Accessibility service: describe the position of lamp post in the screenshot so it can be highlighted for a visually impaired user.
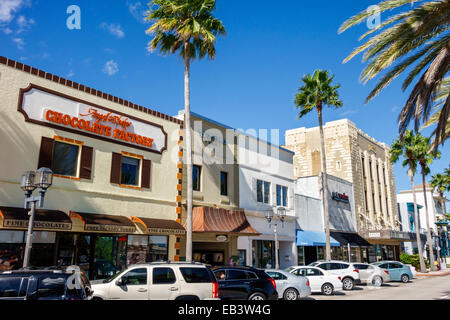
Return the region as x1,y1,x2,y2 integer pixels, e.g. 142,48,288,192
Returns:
265,207,286,270
435,219,449,270
20,167,53,268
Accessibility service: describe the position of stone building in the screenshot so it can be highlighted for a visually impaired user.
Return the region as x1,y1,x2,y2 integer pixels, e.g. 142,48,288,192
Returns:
285,119,416,262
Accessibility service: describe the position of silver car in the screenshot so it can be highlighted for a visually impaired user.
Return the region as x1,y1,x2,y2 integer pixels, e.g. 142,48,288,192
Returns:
265,269,311,300
353,263,390,286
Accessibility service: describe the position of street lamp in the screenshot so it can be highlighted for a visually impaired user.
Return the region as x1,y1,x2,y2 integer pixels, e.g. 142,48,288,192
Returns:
435,219,449,270
20,167,53,268
265,207,286,270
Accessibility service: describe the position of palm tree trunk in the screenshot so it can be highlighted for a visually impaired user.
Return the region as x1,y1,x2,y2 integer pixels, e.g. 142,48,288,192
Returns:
410,168,426,272
184,41,193,262
422,170,436,271
317,104,331,261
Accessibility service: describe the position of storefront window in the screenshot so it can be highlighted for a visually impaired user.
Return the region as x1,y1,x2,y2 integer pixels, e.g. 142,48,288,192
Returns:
53,141,80,177
252,240,275,268
351,247,358,262
297,246,305,266
121,156,140,186
27,231,56,268
94,236,119,280
317,246,325,261
127,235,148,265
331,247,343,261
147,236,168,262
237,250,246,266
0,231,24,271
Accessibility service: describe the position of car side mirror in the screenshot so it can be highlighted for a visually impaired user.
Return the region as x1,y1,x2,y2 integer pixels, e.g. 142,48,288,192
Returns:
115,278,124,286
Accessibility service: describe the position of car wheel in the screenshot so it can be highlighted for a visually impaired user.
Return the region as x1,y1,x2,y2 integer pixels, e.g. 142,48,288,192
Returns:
342,277,354,290
401,274,409,283
372,276,383,287
92,297,103,301
283,288,299,300
321,283,334,296
248,292,266,300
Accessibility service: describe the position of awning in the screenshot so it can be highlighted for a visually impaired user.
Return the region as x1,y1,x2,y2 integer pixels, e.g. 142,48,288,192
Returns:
296,230,340,247
131,216,186,235
70,211,136,233
330,231,371,247
0,206,72,231
192,207,260,235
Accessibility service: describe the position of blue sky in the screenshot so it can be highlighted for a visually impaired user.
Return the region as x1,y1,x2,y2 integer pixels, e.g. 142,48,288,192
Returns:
0,0,448,199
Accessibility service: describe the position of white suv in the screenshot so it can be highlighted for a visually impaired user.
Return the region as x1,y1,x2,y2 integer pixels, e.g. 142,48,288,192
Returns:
308,260,361,290
91,262,219,300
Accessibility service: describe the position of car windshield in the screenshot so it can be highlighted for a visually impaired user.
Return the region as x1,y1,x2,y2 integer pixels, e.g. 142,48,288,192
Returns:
308,262,319,266
284,267,295,272
102,270,122,283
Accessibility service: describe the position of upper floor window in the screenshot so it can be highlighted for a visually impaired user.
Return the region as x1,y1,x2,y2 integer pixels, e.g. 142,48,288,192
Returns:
193,165,201,191
276,185,288,207
38,136,93,180
220,171,228,196
110,152,151,189
257,180,270,204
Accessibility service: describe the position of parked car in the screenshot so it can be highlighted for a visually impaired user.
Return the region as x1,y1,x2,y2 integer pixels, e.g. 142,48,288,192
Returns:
371,261,413,283
265,269,311,300
408,265,417,278
0,267,92,300
91,262,218,300
212,266,278,300
286,266,343,296
308,260,361,290
353,263,390,286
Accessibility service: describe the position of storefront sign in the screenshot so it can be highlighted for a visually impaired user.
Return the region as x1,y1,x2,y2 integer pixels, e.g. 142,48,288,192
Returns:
216,235,228,242
84,224,136,233
3,219,72,231
18,84,168,154
148,227,186,235
368,232,381,238
332,192,350,203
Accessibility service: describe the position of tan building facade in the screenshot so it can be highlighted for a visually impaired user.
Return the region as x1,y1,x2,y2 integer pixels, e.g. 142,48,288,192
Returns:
0,56,185,277
285,119,409,261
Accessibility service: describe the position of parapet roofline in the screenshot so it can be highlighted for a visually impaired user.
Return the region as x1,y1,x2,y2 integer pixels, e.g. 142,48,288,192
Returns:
176,110,295,155
0,56,183,126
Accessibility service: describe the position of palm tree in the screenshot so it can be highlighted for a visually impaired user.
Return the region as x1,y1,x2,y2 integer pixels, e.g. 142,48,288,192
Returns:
416,133,441,270
390,130,427,272
294,70,343,260
146,0,226,262
431,171,450,218
339,1,450,149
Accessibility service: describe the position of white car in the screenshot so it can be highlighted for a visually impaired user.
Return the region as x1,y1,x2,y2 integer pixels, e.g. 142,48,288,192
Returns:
91,262,219,300
308,260,361,290
265,269,312,300
408,265,417,278
286,266,343,296
353,263,390,286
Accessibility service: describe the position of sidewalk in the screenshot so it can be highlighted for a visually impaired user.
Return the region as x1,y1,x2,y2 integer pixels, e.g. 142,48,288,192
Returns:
416,270,450,277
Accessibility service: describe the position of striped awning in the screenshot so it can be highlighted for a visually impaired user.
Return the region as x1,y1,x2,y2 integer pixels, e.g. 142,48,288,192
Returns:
192,207,260,235
69,211,136,233
0,206,72,231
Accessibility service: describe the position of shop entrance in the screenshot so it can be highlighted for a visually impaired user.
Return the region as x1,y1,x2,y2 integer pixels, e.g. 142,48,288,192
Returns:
304,246,318,265
193,241,228,266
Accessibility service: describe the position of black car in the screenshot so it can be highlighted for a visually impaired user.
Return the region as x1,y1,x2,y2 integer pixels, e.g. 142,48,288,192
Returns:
0,268,93,300
212,266,278,300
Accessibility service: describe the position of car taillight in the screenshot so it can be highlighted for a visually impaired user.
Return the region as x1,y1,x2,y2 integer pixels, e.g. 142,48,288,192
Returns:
338,276,341,281
269,278,276,291
384,270,389,275
353,269,359,273
212,282,218,299
306,280,310,286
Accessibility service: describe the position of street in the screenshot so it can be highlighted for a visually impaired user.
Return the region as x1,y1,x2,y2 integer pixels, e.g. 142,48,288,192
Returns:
307,275,450,300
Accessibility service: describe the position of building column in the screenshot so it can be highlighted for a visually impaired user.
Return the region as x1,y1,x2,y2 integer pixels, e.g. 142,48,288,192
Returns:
371,155,382,229
384,160,395,228
363,151,375,226
377,158,388,228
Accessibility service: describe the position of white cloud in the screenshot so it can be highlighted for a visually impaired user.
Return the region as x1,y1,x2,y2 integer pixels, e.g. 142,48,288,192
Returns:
103,60,119,76
126,1,148,23
16,14,34,33
100,22,125,39
12,37,25,49
2,27,13,34
0,0,25,23
67,70,75,78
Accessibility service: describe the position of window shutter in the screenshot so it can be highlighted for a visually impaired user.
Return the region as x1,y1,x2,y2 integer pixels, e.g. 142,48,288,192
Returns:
110,153,122,184
141,159,151,189
38,137,54,169
79,146,93,180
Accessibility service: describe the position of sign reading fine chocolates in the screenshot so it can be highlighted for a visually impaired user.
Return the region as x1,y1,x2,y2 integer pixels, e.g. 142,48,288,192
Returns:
18,84,168,154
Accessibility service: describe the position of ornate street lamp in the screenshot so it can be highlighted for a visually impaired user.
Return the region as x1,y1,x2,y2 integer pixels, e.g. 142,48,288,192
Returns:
265,207,287,270
20,167,53,268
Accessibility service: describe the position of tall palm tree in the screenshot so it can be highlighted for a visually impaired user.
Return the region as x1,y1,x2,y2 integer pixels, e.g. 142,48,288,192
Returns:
390,130,427,272
294,70,343,260
431,171,450,218
416,133,441,270
146,0,226,262
339,1,450,149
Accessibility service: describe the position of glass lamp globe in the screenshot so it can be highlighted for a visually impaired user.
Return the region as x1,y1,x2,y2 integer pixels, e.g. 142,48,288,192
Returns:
265,209,274,223
35,167,53,190
20,171,36,192
277,207,287,221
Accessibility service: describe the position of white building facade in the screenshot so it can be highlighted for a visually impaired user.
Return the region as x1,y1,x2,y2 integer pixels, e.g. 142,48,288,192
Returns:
237,134,297,269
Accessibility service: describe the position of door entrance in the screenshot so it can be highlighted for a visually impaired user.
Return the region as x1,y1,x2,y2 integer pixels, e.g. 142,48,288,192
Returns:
304,246,318,265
